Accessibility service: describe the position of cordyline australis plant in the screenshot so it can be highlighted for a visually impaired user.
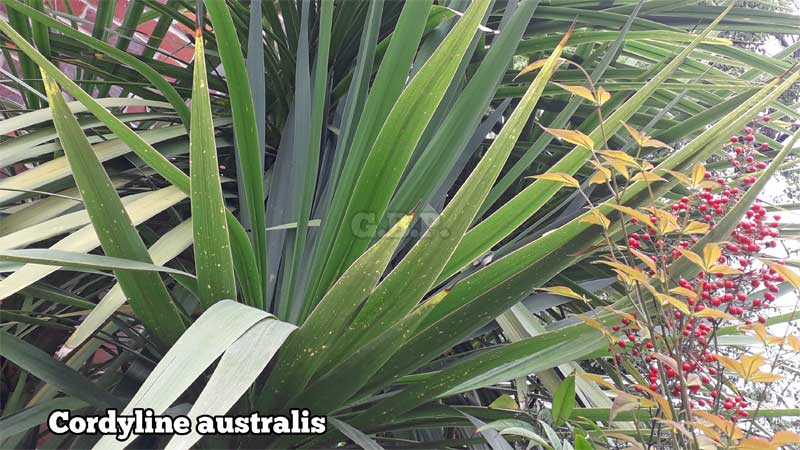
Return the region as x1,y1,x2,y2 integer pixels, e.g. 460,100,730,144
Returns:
2,0,800,449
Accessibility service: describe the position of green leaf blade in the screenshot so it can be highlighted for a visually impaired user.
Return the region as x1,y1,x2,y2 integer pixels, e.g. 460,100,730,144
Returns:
190,30,237,309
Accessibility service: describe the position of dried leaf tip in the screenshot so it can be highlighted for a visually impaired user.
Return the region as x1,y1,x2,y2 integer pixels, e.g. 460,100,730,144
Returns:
559,20,576,47
195,27,203,39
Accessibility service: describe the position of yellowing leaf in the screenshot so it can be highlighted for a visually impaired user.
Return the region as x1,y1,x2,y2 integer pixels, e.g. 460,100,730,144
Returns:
669,287,698,298
716,353,783,383
693,410,744,440
607,204,652,226
737,437,772,450
574,314,614,342
692,162,707,187
632,171,665,183
650,208,680,234
580,209,611,230
605,158,630,179
630,248,657,273
515,57,566,79
597,149,637,165
589,170,609,185
651,289,690,314
623,123,645,147
595,86,611,105
578,372,621,393
553,82,610,106
690,422,723,443
528,172,580,188
694,308,734,320
539,286,589,302
622,123,669,148
771,430,800,447
642,137,670,148
786,335,800,352
667,170,693,187
708,264,742,275
597,260,650,285
589,160,611,185
684,221,710,235
543,126,594,149
703,243,722,270
553,83,596,103
750,371,783,383
644,390,673,420
741,323,784,345
677,249,705,270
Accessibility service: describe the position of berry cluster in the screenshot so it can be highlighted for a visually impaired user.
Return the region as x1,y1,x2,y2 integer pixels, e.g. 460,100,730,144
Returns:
605,117,785,421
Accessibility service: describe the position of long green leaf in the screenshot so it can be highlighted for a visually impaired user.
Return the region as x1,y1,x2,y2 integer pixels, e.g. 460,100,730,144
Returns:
0,18,263,309
337,27,573,357
363,70,798,411
320,0,488,287
439,2,736,280
0,330,121,409
305,0,433,309
205,0,268,292
59,219,194,359
0,249,194,278
190,29,237,308
41,71,186,346
4,0,191,128
257,212,414,412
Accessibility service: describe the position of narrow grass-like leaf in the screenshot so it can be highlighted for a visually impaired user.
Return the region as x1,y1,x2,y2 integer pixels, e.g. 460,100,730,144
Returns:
365,70,798,405
5,0,190,128
0,19,262,308
258,213,414,412
329,418,387,450
0,397,87,440
40,72,186,346
281,0,333,322
338,27,570,354
58,219,194,358
0,249,194,278
305,0,433,308
0,98,170,137
190,29,237,309
440,3,736,280
205,1,268,290
0,187,186,300
0,330,121,409
388,0,541,216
